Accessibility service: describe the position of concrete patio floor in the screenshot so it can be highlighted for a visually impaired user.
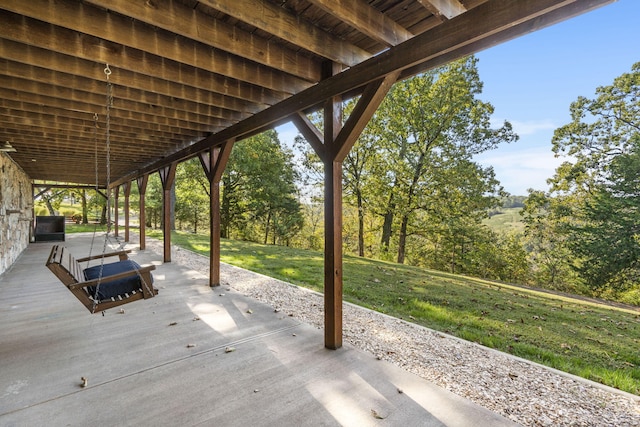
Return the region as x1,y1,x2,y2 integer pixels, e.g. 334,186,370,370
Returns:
0,234,517,426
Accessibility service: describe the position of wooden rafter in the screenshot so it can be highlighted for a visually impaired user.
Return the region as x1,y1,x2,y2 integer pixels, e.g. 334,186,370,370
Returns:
198,0,372,66
306,0,413,46
1,0,309,94
84,0,321,83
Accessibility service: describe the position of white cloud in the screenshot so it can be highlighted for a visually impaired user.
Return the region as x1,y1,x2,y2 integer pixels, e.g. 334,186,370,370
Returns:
476,146,567,195
510,119,558,136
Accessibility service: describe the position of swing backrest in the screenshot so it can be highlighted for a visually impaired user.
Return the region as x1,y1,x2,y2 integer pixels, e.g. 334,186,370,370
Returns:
46,245,84,287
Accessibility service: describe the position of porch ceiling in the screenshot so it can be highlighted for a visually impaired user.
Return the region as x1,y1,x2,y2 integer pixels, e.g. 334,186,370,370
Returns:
0,0,613,187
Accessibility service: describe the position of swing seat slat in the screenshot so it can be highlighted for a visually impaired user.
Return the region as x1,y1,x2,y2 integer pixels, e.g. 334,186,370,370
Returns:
46,245,157,313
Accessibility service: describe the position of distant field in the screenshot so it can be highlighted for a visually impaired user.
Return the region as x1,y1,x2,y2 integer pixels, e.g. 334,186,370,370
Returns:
484,207,525,233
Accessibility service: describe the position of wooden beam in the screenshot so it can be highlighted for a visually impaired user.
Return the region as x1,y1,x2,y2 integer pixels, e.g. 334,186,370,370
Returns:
322,61,343,350
136,175,149,250
159,163,177,263
307,0,413,46
291,112,325,160
0,70,249,122
0,95,212,138
333,71,400,163
1,0,309,94
123,181,131,242
199,0,371,66
84,0,321,83
0,36,288,108
0,38,272,113
199,140,234,287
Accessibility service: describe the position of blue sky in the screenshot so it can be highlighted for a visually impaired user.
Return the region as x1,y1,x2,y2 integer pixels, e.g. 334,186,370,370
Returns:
473,0,640,195
277,0,640,196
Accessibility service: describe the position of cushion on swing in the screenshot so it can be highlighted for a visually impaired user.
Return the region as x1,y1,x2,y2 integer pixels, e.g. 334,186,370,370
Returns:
83,260,152,300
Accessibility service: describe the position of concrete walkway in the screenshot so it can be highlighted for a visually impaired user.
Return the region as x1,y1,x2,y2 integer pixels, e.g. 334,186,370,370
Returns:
0,234,517,426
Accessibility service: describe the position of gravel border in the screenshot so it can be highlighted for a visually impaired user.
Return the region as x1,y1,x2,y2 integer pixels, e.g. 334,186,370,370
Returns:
134,237,639,427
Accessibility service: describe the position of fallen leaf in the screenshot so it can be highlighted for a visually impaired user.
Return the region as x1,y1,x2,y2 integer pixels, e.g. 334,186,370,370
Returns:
371,409,386,419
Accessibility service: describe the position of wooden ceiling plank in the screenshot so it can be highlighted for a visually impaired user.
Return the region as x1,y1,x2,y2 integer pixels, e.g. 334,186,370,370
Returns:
0,98,210,138
198,0,371,66
0,124,187,148
0,118,198,147
0,37,287,108
0,2,308,94
306,0,413,46
0,76,232,131
84,0,321,82
0,59,249,122
0,18,286,105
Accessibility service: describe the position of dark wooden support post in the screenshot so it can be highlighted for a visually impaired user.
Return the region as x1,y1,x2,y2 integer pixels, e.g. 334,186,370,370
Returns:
113,186,120,237
137,175,148,250
323,61,344,350
123,181,131,242
292,70,399,349
198,140,234,287
159,163,177,263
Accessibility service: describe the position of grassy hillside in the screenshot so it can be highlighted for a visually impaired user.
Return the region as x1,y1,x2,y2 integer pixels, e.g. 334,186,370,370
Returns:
140,229,639,395
484,207,525,233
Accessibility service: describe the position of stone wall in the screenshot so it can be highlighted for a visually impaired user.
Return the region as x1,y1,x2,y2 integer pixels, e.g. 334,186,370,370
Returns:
0,153,32,276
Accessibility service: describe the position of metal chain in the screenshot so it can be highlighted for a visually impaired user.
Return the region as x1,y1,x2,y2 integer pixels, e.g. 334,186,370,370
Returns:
90,65,154,312
92,65,113,313
86,113,100,269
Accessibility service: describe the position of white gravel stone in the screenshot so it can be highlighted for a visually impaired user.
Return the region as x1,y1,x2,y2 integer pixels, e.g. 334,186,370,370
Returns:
135,236,640,427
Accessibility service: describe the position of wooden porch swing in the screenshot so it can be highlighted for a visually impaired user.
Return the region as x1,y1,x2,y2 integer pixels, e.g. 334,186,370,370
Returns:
46,245,157,313
44,65,158,314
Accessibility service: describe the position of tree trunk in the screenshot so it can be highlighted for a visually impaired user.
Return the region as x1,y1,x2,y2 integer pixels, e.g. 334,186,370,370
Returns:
193,208,198,234
45,198,55,215
397,214,408,264
450,238,456,274
380,193,395,252
356,190,365,257
100,203,107,225
81,189,88,224
263,210,271,245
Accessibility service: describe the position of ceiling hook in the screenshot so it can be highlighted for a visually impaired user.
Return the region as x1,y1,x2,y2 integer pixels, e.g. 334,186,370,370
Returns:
104,64,112,79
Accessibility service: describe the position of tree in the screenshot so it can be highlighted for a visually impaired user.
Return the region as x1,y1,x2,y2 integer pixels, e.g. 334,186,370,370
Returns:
222,130,303,244
364,56,516,263
521,190,580,291
175,158,210,233
145,174,163,229
546,62,640,295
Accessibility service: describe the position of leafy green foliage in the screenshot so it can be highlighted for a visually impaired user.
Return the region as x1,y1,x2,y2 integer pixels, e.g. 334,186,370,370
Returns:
363,57,516,264
543,62,640,297
221,130,303,245
175,158,210,233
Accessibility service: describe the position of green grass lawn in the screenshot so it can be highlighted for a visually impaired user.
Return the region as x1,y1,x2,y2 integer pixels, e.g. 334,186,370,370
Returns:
135,229,639,395
483,207,525,233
